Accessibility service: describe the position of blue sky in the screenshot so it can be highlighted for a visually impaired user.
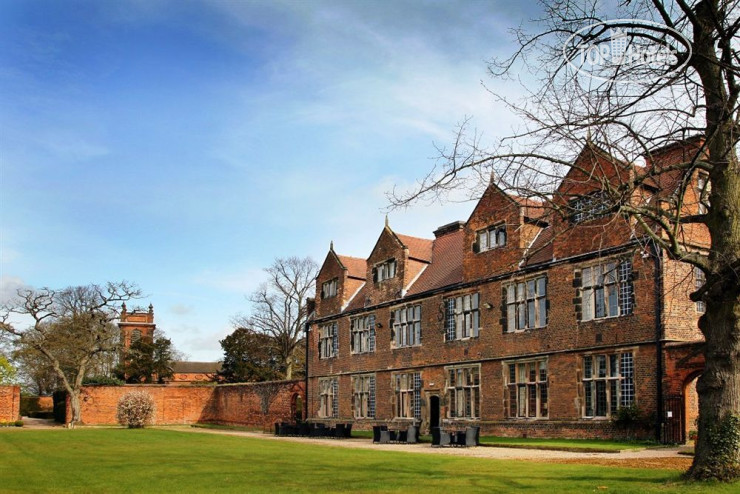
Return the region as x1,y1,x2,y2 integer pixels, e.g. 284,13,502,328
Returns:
1,0,534,361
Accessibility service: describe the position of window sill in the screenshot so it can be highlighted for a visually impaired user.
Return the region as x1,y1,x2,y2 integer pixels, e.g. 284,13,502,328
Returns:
579,314,633,324
504,326,547,334
391,344,422,351
350,351,375,356
506,416,549,421
445,336,480,343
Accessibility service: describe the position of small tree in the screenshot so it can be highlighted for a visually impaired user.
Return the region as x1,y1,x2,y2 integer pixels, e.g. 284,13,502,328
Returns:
235,257,317,380
218,327,281,383
116,390,156,429
115,331,178,384
0,355,17,385
0,281,141,427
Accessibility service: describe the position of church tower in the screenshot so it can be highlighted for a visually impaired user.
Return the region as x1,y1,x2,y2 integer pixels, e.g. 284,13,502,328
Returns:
119,303,156,349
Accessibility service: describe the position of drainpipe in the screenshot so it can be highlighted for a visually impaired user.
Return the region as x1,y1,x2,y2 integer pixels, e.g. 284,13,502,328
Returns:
652,241,665,442
304,321,310,422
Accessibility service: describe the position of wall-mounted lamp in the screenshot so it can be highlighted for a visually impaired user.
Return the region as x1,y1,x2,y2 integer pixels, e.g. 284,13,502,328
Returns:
376,322,383,328
483,302,494,310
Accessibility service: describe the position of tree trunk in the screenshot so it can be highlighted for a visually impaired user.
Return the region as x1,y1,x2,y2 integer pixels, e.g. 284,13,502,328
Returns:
67,390,81,429
689,296,740,480
285,360,293,380
688,132,740,480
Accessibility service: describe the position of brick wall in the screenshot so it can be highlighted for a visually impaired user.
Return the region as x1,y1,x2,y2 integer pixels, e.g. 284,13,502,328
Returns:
0,386,21,422
70,380,304,428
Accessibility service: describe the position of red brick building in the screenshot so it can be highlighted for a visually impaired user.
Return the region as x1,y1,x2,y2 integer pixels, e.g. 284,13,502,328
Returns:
306,141,707,442
119,306,222,384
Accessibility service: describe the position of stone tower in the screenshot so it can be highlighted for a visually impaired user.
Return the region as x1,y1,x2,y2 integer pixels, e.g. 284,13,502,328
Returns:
119,303,156,349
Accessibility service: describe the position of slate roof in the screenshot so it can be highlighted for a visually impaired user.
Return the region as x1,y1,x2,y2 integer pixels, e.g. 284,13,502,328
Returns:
406,228,464,295
172,361,222,374
522,226,554,267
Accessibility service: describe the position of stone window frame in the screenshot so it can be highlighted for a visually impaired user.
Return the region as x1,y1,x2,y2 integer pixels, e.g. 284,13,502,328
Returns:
569,191,612,224
502,276,548,333
318,322,338,359
373,258,397,283
350,314,376,354
318,377,338,418
393,371,422,420
473,223,507,253
445,364,481,420
575,258,634,322
581,351,635,419
321,278,338,299
444,292,480,341
352,374,376,420
505,358,549,419
390,304,422,348
694,267,706,313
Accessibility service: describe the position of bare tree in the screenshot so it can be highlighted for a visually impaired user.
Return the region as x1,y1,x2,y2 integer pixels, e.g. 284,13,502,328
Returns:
390,0,739,481
236,257,317,380
0,282,141,427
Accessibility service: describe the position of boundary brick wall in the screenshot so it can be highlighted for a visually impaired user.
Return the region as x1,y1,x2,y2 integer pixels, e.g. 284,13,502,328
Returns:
0,386,21,422
70,381,304,428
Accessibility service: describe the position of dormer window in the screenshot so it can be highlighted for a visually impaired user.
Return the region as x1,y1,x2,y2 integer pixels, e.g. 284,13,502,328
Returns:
321,278,338,299
373,259,396,282
475,224,506,252
570,191,611,223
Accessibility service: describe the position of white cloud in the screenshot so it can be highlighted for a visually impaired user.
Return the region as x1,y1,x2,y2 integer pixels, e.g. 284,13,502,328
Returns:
0,276,29,305
168,304,193,316
192,265,267,295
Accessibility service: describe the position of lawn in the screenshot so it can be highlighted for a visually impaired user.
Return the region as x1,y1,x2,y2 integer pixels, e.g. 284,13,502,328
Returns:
477,435,653,452
0,428,733,493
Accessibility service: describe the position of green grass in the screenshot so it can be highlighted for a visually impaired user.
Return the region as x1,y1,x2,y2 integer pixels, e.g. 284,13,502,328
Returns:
354,430,649,451
0,428,733,493
478,435,654,452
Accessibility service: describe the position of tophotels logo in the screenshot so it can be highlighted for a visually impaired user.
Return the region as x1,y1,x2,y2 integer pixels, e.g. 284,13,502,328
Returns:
563,19,691,83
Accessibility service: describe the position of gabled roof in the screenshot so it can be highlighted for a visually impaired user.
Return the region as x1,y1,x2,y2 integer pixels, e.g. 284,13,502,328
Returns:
336,254,367,280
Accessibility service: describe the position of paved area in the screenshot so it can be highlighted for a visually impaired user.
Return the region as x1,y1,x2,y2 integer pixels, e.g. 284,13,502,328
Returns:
19,417,63,429
170,427,692,470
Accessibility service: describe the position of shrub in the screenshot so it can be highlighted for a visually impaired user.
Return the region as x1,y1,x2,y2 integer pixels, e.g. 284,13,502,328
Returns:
0,420,23,427
116,391,156,429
